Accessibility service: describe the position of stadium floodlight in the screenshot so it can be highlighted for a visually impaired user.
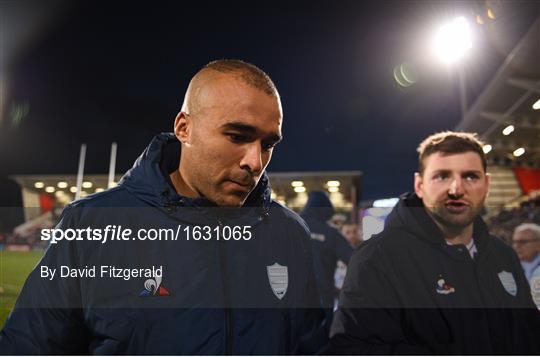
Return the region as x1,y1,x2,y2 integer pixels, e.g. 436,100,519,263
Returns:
45,186,55,193
57,181,68,188
70,186,78,193
482,144,492,154
34,181,44,189
82,181,93,189
502,125,514,136
432,17,472,64
293,186,306,193
513,148,525,157
533,98,540,110
291,181,304,187
327,180,340,187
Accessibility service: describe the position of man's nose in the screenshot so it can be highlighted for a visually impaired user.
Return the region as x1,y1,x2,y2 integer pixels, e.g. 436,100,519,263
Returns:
240,143,263,174
448,177,464,197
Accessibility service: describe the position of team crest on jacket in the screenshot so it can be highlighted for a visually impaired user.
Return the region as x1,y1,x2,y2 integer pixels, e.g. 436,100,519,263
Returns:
267,263,288,300
498,271,517,296
138,275,170,297
531,276,540,307
436,275,455,295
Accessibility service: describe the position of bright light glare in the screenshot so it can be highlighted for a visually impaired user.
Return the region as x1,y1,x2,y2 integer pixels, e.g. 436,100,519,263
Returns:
45,186,55,193
513,148,525,157
373,198,399,208
57,181,68,188
34,182,44,189
502,125,514,136
291,181,304,187
532,99,540,110
327,180,340,187
82,181,93,188
482,144,492,154
294,186,306,193
433,17,472,64
70,186,78,193
328,187,339,193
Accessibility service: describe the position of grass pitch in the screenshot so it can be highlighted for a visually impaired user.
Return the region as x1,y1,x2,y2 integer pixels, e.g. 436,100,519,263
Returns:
0,250,44,329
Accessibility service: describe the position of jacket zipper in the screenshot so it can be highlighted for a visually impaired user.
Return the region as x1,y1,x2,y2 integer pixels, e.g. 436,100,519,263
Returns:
217,219,234,355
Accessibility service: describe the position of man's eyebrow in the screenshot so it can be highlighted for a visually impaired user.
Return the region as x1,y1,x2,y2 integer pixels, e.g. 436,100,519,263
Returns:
431,169,451,174
221,122,257,134
220,122,283,142
462,170,483,175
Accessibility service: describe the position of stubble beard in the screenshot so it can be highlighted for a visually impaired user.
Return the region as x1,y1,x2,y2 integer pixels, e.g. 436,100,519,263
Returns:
426,202,480,231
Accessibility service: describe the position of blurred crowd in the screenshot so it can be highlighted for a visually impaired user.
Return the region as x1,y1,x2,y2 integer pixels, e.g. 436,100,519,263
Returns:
488,194,540,244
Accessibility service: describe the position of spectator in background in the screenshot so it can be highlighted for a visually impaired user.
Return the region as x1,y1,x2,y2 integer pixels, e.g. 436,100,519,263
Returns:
487,193,540,244
329,213,347,230
341,223,363,248
301,191,353,324
334,223,362,307
513,223,540,308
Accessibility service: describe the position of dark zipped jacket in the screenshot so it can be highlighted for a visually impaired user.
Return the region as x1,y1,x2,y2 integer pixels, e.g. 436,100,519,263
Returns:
0,133,324,355
330,193,540,355
300,191,352,309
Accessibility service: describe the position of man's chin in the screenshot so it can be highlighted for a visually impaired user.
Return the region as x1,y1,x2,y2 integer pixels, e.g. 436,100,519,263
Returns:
437,212,476,229
213,193,248,207
428,207,476,230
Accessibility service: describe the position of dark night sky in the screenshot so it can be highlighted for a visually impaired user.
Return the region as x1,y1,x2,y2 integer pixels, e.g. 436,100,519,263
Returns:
1,0,539,200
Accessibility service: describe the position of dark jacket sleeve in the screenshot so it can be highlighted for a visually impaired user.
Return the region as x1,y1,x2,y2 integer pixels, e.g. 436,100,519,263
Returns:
329,242,434,355
0,209,89,355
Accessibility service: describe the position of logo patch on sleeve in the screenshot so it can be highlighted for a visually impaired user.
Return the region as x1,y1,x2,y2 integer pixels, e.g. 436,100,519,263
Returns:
498,271,517,297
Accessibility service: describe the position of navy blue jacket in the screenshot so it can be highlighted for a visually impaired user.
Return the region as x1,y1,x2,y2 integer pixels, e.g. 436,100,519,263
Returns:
330,193,540,354
300,192,352,309
0,133,324,355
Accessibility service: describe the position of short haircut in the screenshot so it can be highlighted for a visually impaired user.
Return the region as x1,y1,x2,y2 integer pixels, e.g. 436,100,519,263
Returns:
514,223,540,238
417,131,487,174
202,59,278,97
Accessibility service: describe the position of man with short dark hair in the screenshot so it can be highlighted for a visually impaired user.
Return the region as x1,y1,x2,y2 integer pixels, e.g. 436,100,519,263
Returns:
0,59,324,354
330,131,540,354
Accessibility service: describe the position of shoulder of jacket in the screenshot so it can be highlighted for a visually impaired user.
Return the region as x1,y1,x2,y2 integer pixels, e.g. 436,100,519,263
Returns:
484,234,520,262
270,201,310,234
350,227,417,267
66,185,130,209
59,186,131,224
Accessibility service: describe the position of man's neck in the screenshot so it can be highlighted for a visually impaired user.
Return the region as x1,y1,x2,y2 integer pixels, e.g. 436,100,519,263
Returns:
169,168,198,198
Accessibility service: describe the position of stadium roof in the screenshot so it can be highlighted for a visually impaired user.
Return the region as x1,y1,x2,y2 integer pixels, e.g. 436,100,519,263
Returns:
455,15,540,167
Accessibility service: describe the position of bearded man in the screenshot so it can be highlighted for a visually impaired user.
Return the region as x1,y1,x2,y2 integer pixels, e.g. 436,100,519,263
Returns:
330,131,540,354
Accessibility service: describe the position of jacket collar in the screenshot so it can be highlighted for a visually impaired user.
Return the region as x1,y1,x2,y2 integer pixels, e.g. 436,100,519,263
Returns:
119,133,272,225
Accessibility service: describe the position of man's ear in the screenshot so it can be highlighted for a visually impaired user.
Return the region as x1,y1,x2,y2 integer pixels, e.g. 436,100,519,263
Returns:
174,112,191,145
414,172,423,198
